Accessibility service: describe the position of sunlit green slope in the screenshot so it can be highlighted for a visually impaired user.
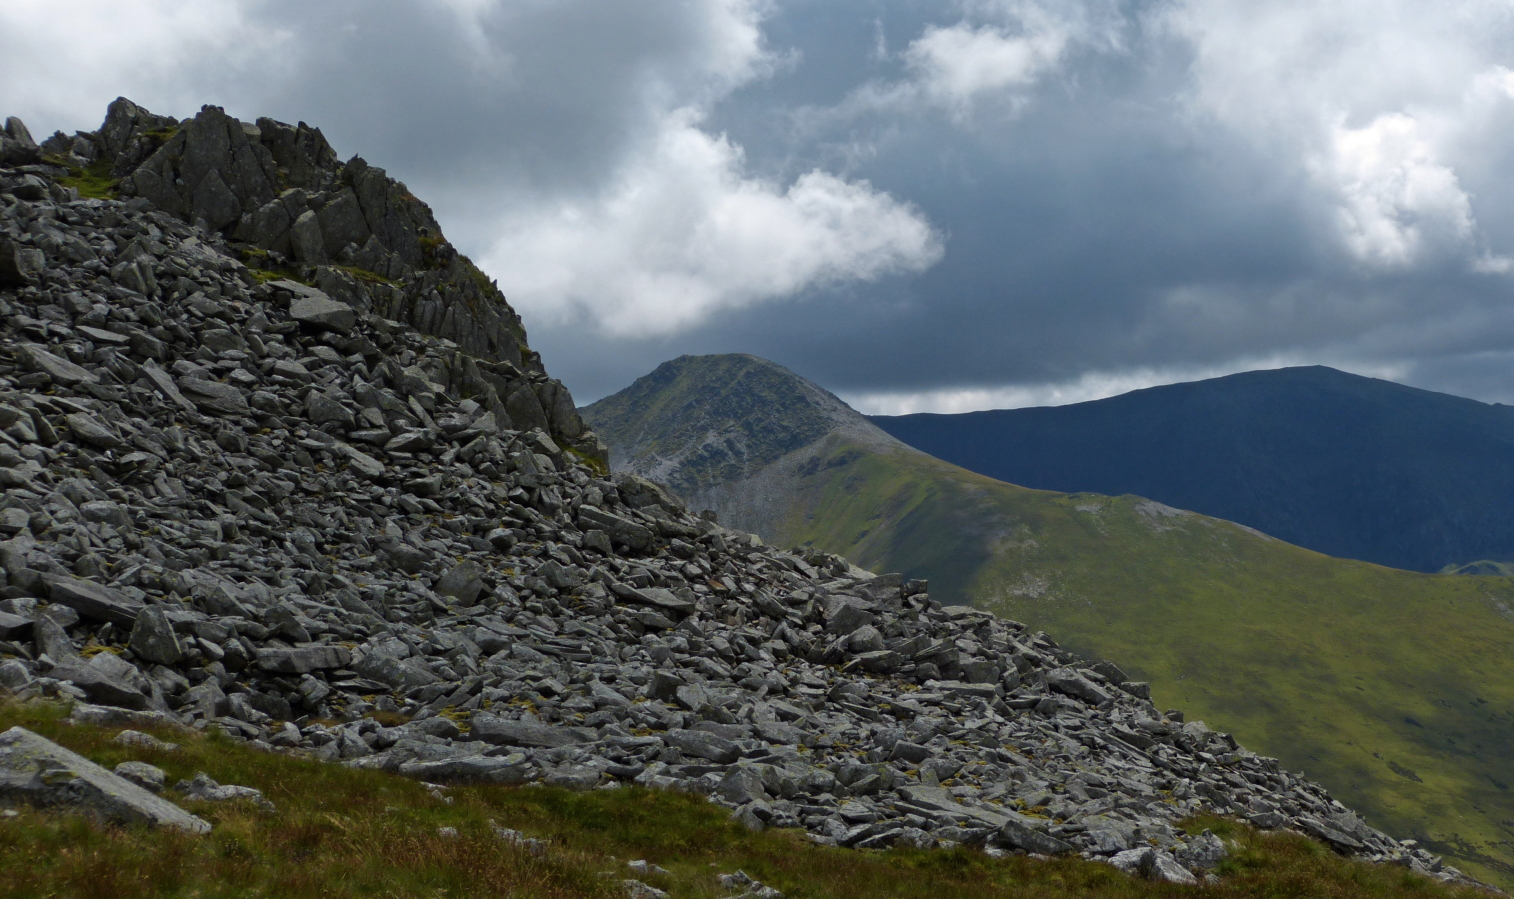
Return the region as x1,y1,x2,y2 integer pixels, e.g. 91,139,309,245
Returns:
781,435,1514,887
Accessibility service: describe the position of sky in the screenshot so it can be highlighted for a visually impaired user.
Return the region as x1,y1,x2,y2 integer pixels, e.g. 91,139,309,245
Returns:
6,0,1514,414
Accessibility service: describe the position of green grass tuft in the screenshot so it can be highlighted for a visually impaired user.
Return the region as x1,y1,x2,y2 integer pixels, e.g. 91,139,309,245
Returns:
57,159,119,200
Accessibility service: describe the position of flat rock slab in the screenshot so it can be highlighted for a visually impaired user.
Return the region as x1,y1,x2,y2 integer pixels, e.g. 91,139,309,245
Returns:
397,754,531,783
579,507,656,552
613,584,696,615
45,574,143,625
70,703,182,730
0,610,31,640
19,344,99,386
47,658,149,710
176,377,250,416
470,716,595,748
139,360,196,412
925,679,1001,701
897,784,1013,829
290,293,356,335
1046,668,1113,705
255,644,351,674
664,728,739,764
334,443,385,478
0,726,209,832
65,412,122,449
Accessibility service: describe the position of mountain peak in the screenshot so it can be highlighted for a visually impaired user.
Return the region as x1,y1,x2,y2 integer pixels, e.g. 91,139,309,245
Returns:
582,353,899,496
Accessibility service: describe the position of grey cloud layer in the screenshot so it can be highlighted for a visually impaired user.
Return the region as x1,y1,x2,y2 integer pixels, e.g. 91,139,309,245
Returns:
7,0,1514,409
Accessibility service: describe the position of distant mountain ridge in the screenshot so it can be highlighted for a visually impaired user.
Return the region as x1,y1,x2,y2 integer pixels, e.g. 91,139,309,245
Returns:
871,366,1514,572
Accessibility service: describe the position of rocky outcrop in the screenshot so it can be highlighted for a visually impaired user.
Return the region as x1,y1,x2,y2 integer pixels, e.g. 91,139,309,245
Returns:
31,98,598,463
0,106,1484,891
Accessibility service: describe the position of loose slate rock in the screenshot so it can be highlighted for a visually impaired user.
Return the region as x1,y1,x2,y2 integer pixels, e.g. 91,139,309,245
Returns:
64,413,122,449
0,726,209,832
114,760,167,793
436,561,485,605
128,605,183,666
19,344,98,386
0,611,32,640
471,716,594,749
255,645,351,674
665,728,739,764
45,574,143,625
398,754,531,783
289,292,357,335
178,378,250,416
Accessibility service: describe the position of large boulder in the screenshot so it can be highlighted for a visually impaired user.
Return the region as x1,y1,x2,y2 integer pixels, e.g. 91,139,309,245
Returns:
48,653,152,710
0,727,209,832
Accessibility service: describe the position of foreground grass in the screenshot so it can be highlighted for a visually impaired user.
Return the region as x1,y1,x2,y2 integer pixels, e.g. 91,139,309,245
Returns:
0,700,1490,899
773,436,1514,890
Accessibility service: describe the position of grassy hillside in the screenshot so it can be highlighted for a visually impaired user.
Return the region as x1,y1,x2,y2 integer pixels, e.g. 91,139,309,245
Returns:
776,437,1514,888
871,366,1514,573
584,354,1514,889
2,697,1483,899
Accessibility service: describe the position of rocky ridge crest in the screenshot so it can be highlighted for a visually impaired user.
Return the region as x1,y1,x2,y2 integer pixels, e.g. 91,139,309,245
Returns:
15,99,600,464
0,105,1482,889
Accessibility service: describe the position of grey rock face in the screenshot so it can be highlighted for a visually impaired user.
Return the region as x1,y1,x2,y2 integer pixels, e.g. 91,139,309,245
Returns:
0,727,208,832
471,716,593,749
0,238,41,287
0,95,1475,892
0,611,32,641
398,754,531,783
114,760,167,793
48,654,150,710
665,729,739,764
18,344,98,386
1109,848,1198,885
128,605,183,665
1045,668,1112,706
44,575,143,625
255,646,351,674
436,561,485,605
176,772,275,812
1178,830,1228,871
289,292,355,335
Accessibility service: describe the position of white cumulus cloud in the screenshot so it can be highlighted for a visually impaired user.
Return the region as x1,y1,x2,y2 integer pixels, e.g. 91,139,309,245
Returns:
0,0,283,134
1315,112,1474,267
1166,0,1514,272
484,110,943,337
904,21,1070,112
836,0,1122,120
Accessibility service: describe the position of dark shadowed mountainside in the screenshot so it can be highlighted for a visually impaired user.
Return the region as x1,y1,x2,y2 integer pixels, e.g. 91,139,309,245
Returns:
871,366,1514,573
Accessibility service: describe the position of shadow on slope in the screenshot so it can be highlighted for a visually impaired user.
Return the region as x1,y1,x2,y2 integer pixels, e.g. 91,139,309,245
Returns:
871,366,1514,573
